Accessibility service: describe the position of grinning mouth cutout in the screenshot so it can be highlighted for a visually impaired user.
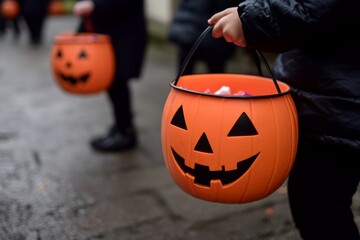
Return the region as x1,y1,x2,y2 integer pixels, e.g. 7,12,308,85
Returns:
58,72,90,85
171,147,259,187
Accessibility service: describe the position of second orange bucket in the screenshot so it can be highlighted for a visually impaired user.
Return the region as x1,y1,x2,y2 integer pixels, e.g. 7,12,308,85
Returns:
51,32,115,94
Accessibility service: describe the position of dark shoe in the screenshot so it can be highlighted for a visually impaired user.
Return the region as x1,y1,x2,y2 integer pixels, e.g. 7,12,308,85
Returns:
90,126,137,152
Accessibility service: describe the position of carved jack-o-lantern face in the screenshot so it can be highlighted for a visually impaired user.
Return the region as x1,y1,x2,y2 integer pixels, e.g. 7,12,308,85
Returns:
51,33,115,94
171,106,260,187
161,74,298,203
55,48,90,85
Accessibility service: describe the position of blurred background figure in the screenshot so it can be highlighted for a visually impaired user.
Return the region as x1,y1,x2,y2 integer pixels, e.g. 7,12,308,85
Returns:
167,0,239,75
0,0,21,39
20,0,52,45
0,15,21,39
73,0,148,152
0,13,4,35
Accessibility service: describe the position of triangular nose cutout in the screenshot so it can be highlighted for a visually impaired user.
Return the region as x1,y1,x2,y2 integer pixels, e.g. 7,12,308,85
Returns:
194,133,213,153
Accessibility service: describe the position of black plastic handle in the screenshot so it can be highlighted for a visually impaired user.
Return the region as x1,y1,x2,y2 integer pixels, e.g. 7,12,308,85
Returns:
173,26,282,94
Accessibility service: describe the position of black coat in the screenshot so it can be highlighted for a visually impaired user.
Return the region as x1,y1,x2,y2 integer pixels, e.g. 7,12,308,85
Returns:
19,0,51,17
238,0,360,149
78,0,147,80
168,0,239,61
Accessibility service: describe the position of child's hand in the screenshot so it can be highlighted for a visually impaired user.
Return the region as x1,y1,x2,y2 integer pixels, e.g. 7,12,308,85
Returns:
208,7,246,47
73,0,94,17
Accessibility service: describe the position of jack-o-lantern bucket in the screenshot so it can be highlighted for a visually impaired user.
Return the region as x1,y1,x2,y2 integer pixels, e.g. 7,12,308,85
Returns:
161,26,298,204
48,0,65,15
0,0,19,19
51,32,115,94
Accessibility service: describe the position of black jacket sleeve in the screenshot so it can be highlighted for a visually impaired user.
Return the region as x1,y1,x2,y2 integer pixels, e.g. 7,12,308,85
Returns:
238,0,359,52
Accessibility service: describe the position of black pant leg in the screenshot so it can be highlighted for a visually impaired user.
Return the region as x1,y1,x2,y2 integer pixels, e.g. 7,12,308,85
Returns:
287,139,360,240
0,17,5,35
21,0,50,44
107,77,133,130
23,14,45,43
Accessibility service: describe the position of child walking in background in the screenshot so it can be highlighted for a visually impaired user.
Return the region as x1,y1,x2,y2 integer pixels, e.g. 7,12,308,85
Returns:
73,0,148,152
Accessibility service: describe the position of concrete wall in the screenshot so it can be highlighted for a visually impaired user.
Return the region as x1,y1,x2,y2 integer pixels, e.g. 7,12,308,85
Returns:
145,0,175,25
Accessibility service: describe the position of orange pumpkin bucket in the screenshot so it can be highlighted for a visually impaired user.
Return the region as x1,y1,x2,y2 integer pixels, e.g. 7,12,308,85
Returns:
51,25,115,94
161,26,298,204
0,0,19,19
48,0,65,15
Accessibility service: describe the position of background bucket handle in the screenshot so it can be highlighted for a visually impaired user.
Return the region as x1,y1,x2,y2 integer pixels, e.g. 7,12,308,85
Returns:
173,26,282,94
84,16,94,33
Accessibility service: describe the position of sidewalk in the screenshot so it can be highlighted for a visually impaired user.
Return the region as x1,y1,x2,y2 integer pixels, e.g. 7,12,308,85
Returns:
0,15,358,240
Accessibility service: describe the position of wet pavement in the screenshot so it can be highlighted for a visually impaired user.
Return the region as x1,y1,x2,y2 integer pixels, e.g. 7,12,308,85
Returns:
0,15,359,240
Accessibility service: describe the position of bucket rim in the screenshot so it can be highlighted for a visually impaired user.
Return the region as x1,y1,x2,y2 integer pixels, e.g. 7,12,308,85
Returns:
53,32,111,44
169,74,293,99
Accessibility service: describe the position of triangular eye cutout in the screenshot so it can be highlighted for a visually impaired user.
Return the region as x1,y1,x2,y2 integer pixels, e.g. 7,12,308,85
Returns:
195,133,213,153
56,49,62,59
171,105,187,130
78,50,88,59
228,112,258,136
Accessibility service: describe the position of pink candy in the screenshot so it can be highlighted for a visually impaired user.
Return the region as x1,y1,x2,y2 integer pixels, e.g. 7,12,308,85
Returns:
233,90,251,96
203,86,250,96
